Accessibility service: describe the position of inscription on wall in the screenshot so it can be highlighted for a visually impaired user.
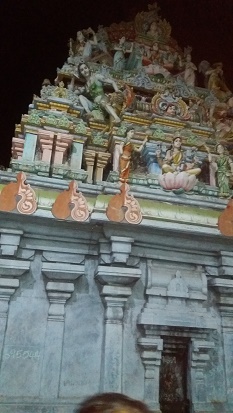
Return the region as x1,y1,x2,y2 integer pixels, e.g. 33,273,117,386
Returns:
3,346,40,361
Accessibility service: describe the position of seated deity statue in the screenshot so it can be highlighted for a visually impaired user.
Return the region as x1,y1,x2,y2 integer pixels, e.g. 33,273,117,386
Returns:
157,135,201,176
146,21,162,39
53,81,67,98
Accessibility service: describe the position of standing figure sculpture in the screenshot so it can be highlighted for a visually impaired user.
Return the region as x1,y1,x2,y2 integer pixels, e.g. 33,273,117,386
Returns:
119,128,147,182
207,63,232,102
75,62,121,123
113,36,132,71
183,53,197,87
206,143,233,197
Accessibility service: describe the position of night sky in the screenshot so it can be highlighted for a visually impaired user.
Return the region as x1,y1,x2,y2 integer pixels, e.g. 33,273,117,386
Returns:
1,0,233,167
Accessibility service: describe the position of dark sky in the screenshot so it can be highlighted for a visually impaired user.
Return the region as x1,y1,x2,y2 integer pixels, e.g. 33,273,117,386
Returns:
1,0,233,167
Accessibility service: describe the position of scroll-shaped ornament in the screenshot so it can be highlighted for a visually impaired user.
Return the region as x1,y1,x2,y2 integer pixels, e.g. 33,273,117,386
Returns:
0,172,37,215
106,182,142,224
52,180,89,222
218,199,233,236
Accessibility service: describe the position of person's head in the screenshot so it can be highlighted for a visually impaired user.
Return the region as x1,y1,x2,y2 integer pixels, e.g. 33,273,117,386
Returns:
149,21,157,32
77,31,85,42
213,62,223,76
42,78,51,87
216,143,225,154
125,127,135,140
76,393,152,413
166,104,176,116
78,62,90,79
119,36,126,45
173,135,182,148
152,42,159,51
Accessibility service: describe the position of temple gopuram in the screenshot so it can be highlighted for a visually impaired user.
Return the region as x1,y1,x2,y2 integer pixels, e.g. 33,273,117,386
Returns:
1,3,233,413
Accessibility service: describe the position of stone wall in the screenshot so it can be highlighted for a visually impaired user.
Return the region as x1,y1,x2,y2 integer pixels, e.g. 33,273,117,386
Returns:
0,214,233,413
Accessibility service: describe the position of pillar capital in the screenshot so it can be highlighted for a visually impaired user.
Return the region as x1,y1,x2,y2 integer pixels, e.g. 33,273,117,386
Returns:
191,339,214,370
0,278,20,318
46,281,74,322
0,228,23,256
95,265,141,292
42,262,84,281
208,278,233,326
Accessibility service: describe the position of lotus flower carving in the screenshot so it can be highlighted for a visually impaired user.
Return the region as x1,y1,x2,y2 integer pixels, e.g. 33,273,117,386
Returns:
158,171,197,192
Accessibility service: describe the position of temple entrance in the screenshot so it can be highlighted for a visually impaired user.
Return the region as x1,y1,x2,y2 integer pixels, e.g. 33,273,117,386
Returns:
159,337,190,413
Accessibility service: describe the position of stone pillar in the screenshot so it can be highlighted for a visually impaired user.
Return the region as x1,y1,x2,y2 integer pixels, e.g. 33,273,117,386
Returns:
40,262,84,398
22,131,38,162
39,281,74,398
38,130,55,163
138,337,163,412
53,133,73,165
0,228,30,363
94,152,111,183
11,137,24,160
0,278,20,358
95,265,141,392
209,277,233,403
83,150,96,183
190,339,214,409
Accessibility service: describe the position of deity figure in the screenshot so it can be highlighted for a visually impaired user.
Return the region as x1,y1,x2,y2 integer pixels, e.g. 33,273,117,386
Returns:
74,63,121,123
157,135,201,176
40,79,53,99
164,103,177,117
188,98,208,125
75,28,98,60
150,42,160,62
146,21,161,39
113,37,133,71
54,81,67,98
126,44,144,70
119,128,147,181
207,63,232,102
96,25,109,52
183,53,197,87
206,143,233,197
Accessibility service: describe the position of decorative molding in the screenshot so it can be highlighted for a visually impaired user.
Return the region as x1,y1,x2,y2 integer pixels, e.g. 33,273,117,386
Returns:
191,339,215,369
42,262,84,281
52,180,89,222
218,199,233,236
0,229,23,256
0,258,30,277
106,182,142,224
0,172,37,215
